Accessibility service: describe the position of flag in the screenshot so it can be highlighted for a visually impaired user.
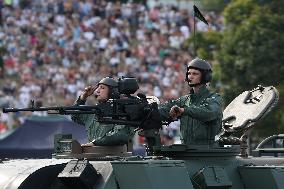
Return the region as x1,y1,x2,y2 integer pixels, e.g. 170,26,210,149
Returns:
193,5,208,25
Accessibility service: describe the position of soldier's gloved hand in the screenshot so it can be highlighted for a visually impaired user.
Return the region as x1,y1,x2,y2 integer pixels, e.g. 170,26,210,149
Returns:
169,105,184,120
80,86,97,101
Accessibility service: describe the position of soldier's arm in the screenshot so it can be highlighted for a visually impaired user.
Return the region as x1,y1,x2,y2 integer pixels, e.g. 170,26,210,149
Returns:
159,97,185,122
70,97,90,125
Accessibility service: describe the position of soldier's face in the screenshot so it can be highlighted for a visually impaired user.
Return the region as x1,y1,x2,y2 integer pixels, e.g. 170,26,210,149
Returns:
95,84,109,102
187,69,202,85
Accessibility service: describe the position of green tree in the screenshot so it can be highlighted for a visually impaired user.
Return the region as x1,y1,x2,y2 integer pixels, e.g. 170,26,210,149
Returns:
200,0,230,12
218,0,284,138
185,31,222,60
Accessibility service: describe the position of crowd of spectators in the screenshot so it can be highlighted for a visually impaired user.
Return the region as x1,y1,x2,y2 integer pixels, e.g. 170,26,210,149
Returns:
0,0,223,144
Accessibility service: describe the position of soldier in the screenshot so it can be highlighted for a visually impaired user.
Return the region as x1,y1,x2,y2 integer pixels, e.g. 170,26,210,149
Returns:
159,58,223,146
71,77,134,146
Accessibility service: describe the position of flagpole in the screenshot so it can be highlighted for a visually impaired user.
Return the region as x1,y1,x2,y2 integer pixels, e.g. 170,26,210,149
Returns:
193,0,196,57
192,2,209,58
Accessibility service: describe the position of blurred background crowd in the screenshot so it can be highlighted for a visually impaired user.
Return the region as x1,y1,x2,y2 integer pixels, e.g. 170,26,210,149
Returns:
0,0,223,144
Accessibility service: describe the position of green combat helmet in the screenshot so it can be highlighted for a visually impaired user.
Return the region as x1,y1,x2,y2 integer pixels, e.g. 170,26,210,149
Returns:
98,77,118,87
98,77,119,99
186,58,212,84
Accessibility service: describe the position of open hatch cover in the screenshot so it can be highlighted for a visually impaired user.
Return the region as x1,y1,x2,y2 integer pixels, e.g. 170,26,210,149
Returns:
222,85,279,133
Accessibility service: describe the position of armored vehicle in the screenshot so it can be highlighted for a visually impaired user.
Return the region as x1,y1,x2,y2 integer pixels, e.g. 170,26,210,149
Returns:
1,85,283,189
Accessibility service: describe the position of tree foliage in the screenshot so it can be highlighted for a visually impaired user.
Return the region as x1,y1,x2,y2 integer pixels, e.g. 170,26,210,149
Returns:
218,0,284,138
185,31,222,60
199,0,230,12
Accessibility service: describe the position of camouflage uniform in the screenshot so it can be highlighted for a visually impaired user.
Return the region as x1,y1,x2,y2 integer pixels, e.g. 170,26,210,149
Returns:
71,98,134,146
159,86,223,146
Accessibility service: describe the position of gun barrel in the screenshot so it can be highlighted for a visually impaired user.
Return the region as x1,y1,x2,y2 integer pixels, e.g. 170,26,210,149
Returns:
3,106,64,113
3,107,53,113
2,105,99,113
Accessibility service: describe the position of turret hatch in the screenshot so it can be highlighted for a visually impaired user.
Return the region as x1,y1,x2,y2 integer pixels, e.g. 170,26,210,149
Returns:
221,85,279,134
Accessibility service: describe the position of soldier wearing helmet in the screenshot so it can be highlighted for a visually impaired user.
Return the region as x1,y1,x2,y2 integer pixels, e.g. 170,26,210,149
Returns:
159,58,223,147
185,57,212,87
71,77,134,147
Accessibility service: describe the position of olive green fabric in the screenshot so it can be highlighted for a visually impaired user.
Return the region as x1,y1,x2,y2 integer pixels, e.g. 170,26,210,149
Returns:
159,85,223,146
71,98,134,146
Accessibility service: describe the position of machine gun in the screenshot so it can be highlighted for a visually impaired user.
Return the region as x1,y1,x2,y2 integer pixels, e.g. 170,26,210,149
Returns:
2,77,162,131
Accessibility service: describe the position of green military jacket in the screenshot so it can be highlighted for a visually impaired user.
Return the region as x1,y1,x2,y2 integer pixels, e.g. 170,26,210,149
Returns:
159,86,223,146
71,98,134,146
